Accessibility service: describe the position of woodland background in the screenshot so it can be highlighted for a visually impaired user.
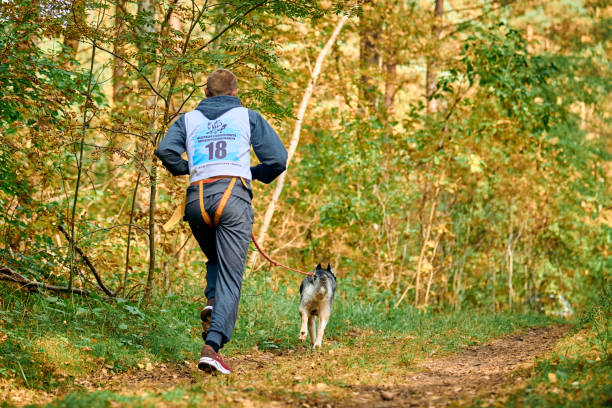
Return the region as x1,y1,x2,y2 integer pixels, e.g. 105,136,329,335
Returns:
0,0,610,314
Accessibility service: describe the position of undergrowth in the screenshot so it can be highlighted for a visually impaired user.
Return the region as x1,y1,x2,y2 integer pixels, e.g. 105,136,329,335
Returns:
0,271,556,396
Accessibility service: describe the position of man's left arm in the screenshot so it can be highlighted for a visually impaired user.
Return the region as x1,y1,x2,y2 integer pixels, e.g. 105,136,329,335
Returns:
155,115,189,176
249,110,287,183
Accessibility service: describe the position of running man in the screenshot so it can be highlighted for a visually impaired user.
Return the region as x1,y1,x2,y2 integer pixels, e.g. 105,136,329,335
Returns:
155,68,287,374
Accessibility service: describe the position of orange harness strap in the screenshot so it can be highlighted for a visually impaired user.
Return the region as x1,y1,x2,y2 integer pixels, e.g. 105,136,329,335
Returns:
198,177,313,277
198,177,244,227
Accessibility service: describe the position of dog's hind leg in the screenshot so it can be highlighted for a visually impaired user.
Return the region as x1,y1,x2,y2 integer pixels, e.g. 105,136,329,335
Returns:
313,307,330,348
308,314,317,347
299,309,309,342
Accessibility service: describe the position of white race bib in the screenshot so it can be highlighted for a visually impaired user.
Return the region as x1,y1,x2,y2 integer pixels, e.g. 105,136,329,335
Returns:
185,107,252,182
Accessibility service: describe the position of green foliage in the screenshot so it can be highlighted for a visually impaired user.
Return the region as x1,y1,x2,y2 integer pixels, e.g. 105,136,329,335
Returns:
0,286,200,389
292,19,610,311
0,0,90,130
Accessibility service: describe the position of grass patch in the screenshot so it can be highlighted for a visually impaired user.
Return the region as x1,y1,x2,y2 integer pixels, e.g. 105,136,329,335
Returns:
227,273,557,357
0,288,201,389
1,272,560,401
43,391,145,408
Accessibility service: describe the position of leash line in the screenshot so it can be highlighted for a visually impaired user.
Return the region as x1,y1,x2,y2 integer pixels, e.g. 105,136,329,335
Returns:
250,233,314,277
196,176,313,278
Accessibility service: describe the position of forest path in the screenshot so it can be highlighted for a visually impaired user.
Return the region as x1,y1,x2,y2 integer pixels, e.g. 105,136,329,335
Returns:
5,324,570,407
335,324,570,407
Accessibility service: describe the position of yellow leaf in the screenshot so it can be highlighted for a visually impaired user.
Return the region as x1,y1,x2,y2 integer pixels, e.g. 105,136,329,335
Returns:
468,154,483,173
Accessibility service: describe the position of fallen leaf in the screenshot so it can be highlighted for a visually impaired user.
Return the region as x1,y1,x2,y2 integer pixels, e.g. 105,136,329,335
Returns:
315,383,328,391
380,390,394,401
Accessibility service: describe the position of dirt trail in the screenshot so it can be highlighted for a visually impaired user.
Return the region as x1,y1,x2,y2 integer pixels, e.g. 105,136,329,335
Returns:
2,325,570,407
338,325,570,407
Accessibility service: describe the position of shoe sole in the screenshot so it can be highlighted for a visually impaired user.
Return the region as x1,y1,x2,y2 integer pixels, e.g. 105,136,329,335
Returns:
198,357,231,375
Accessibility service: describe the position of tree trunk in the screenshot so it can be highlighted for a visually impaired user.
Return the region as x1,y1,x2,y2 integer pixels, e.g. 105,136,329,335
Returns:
138,0,156,27
359,2,380,105
247,14,351,270
138,0,157,301
69,44,97,291
144,162,157,299
425,0,444,113
63,0,85,64
423,238,440,306
123,171,141,297
113,0,127,104
383,58,397,110
507,234,514,310
506,202,515,311
491,245,497,313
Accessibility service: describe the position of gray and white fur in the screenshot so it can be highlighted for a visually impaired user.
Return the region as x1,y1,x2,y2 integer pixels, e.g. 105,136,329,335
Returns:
299,263,337,348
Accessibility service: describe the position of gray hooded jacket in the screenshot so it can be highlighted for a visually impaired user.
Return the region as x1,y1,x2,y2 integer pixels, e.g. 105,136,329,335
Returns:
155,95,288,204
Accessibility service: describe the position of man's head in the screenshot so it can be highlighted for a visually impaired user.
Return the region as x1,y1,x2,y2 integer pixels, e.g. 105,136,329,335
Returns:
205,69,238,97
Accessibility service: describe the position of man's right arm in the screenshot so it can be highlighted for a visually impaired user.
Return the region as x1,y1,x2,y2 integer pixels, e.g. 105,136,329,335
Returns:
154,115,189,176
249,110,287,183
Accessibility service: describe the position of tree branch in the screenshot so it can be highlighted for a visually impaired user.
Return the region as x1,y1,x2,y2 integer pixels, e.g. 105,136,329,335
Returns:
57,225,116,297
0,267,90,297
92,43,167,105
196,0,267,52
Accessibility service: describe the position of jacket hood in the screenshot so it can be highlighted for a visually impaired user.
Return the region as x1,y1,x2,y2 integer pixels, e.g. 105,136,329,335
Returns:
195,95,243,120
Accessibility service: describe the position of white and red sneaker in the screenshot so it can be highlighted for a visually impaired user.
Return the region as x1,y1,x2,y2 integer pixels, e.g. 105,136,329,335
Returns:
198,345,232,375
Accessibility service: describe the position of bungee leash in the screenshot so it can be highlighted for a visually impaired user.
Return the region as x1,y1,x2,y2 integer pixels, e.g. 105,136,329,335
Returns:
249,232,314,277
197,177,314,278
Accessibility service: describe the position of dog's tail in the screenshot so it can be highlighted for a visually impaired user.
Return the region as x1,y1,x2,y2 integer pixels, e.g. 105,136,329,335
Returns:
316,275,330,295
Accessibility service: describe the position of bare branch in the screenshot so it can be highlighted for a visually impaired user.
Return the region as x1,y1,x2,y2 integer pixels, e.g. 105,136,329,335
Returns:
93,43,167,104
58,225,116,297
196,0,267,52
0,267,90,297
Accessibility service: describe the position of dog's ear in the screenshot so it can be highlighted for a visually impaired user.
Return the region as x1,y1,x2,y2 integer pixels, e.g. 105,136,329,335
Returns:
326,263,331,271
316,263,322,270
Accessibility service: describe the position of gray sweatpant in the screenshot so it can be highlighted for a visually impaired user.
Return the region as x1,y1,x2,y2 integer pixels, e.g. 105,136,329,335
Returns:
184,184,253,349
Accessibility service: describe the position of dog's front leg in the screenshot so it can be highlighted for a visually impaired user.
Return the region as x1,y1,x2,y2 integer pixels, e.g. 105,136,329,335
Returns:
313,307,330,348
299,309,309,342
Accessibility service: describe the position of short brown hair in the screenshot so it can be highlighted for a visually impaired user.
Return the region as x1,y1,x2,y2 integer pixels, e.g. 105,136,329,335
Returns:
206,69,237,96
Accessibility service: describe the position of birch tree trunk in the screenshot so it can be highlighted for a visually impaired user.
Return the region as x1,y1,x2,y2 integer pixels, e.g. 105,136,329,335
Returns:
247,14,351,270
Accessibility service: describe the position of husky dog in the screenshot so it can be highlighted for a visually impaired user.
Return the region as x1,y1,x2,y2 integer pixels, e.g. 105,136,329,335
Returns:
299,263,337,348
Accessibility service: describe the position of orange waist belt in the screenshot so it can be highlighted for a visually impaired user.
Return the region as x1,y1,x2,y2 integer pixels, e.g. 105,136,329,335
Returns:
197,176,248,227
190,175,233,186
